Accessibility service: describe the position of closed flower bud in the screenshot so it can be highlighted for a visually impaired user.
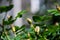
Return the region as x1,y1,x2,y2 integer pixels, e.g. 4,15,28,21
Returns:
27,18,32,24
35,26,40,34
27,39,30,40
45,29,48,31
28,32,30,37
55,22,59,26
7,15,11,19
11,24,15,32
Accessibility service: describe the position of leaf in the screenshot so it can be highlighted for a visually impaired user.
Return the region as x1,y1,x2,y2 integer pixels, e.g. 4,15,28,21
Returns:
33,15,51,22
51,11,58,14
0,4,13,13
3,19,16,25
14,35,20,40
8,19,16,24
15,26,20,31
16,10,27,18
16,25,26,34
6,5,13,12
3,21,9,25
48,9,60,16
47,9,57,13
52,12,60,16
33,16,41,22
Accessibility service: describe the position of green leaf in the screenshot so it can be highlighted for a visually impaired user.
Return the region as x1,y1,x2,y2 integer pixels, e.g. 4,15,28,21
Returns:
33,16,41,22
47,9,57,13
33,15,51,22
3,19,16,25
6,5,13,12
16,10,27,18
47,9,60,16
14,35,20,40
55,13,60,16
15,26,20,31
16,25,26,34
0,4,13,13
8,19,16,24
3,20,9,25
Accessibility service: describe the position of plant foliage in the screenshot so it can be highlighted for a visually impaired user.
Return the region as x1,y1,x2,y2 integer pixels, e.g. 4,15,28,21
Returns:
0,3,60,40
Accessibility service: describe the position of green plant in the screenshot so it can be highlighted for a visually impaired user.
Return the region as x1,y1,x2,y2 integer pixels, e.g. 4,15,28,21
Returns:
0,3,60,40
